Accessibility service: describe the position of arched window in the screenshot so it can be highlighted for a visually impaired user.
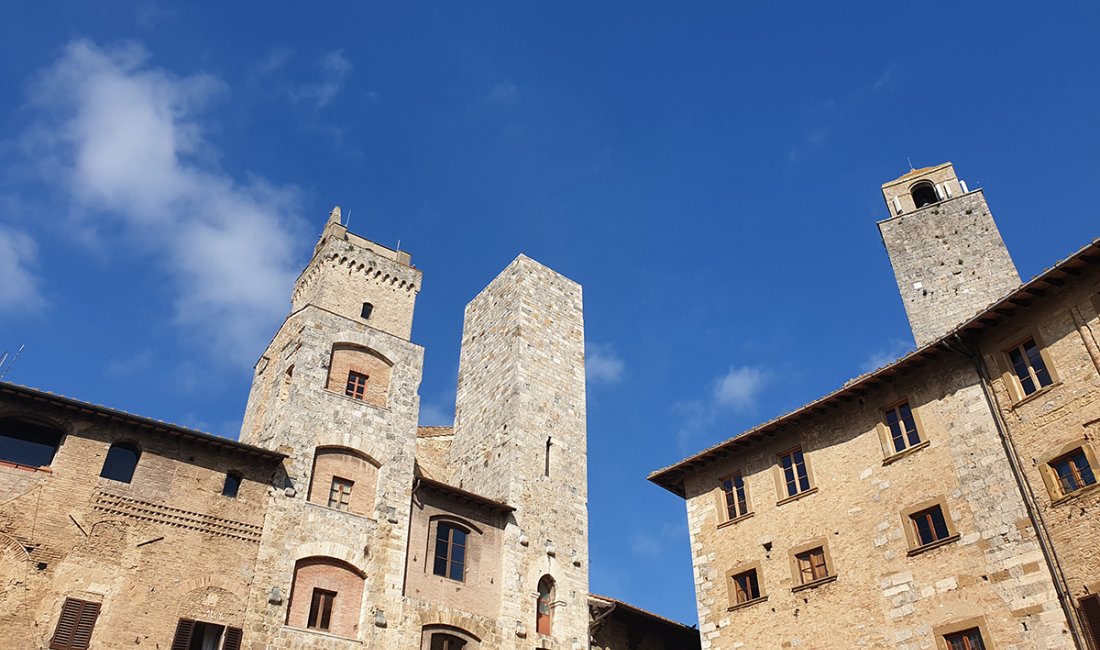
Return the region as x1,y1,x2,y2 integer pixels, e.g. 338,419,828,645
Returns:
911,181,939,209
222,472,242,498
100,443,140,483
536,575,555,636
308,447,379,516
433,521,469,582
286,557,365,637
421,625,479,650
0,418,62,468
325,344,393,407
430,633,467,650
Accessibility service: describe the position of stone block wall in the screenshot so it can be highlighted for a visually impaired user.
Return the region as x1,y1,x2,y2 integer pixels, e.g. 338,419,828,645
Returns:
879,190,1021,346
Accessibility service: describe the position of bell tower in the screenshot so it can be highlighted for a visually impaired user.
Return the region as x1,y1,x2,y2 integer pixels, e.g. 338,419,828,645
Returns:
878,162,1021,346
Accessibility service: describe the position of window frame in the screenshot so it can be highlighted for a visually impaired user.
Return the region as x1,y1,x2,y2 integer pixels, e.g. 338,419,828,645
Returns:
788,539,836,592
1039,440,1100,504
999,334,1058,403
432,520,470,583
306,588,336,631
901,497,960,555
344,370,369,401
878,399,930,463
0,417,64,471
327,476,354,511
934,618,993,650
99,442,141,484
716,471,752,526
49,597,101,650
774,445,816,504
725,562,767,610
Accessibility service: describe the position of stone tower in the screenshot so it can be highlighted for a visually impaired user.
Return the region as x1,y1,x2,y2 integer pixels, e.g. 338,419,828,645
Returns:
878,162,1021,346
449,255,590,650
238,207,425,647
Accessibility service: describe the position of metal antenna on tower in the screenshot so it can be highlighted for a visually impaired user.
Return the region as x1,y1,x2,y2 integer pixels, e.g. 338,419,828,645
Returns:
345,208,352,229
0,344,25,381
907,156,915,171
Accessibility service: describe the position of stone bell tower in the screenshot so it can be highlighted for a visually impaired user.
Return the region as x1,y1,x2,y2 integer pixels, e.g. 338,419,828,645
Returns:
878,162,1021,346
448,255,590,650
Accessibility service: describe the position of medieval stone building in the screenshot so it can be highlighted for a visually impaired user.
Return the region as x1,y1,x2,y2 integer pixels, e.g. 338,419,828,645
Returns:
650,163,1100,650
0,209,700,649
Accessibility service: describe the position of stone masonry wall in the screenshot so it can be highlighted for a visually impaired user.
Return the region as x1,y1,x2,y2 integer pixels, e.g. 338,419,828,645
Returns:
683,353,1072,650
450,255,590,650
879,190,1022,346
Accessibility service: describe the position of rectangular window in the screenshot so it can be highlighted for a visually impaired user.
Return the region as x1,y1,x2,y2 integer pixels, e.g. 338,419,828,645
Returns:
328,477,353,511
169,619,242,650
884,401,921,453
345,371,369,400
795,547,829,584
1051,449,1096,496
433,522,469,582
779,447,811,498
909,504,951,547
944,628,986,650
720,472,749,520
307,589,336,631
1080,594,1100,650
1006,338,1053,396
731,569,761,605
50,598,101,650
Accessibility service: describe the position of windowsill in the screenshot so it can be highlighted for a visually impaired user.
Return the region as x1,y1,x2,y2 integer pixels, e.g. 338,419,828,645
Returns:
883,440,930,466
727,595,768,612
1050,482,1100,507
717,512,755,529
320,388,391,412
302,499,377,523
791,574,837,593
776,487,818,506
906,533,961,557
0,460,52,474
282,625,360,642
1010,381,1061,410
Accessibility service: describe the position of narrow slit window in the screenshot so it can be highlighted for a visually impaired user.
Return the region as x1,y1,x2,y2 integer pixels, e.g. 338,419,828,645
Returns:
795,547,829,584
909,504,951,547
779,447,811,497
345,371,369,400
884,402,921,453
720,473,749,520
328,477,353,511
1006,338,1053,396
544,437,551,477
1051,449,1096,496
222,472,242,498
731,569,760,605
944,628,986,650
307,589,335,631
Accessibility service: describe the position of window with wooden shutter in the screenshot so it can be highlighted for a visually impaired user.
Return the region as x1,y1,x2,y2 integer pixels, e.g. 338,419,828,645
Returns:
222,626,244,650
170,619,195,650
49,598,101,650
1080,594,1100,650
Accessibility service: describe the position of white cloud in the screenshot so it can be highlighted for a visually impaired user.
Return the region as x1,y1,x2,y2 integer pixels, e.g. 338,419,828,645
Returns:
289,50,352,109
862,339,914,373
418,400,454,427
0,225,45,313
23,39,306,365
713,365,765,411
630,533,661,557
586,342,625,385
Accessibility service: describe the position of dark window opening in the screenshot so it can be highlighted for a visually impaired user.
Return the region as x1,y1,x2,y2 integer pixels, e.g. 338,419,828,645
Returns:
361,302,374,319
307,588,335,630
170,619,242,650
721,473,748,520
944,627,986,650
99,443,140,483
49,597,100,650
345,371,369,400
731,569,760,604
1051,450,1096,496
911,182,939,209
222,472,242,498
0,418,63,468
433,522,468,582
1080,594,1100,650
909,505,951,547
1007,338,1053,396
430,633,468,650
544,437,551,477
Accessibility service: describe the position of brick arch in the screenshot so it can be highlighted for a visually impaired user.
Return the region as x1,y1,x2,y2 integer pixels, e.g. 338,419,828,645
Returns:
291,542,367,575
325,343,394,407
177,585,247,623
178,576,247,602
307,447,381,517
286,556,366,637
0,531,30,608
329,331,407,366
415,611,492,647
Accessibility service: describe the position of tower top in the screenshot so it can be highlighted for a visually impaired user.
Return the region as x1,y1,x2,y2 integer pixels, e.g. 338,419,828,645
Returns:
881,162,971,217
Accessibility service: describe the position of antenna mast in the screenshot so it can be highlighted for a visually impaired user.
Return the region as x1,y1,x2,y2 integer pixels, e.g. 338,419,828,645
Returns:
0,343,25,380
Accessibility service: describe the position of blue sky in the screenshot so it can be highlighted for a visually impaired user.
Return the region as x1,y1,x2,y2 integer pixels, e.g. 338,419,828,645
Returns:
1,1,1098,625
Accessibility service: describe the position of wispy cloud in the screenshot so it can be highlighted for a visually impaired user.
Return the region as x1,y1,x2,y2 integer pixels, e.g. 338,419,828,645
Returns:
289,50,352,110
713,365,765,410
0,225,44,313
586,341,625,385
675,364,768,451
20,39,306,365
861,338,913,373
630,521,688,558
418,400,454,426
787,63,894,167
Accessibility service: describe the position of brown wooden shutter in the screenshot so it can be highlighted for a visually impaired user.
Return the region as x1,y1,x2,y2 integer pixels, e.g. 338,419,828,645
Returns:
1081,595,1100,650
223,626,244,650
50,598,100,650
170,619,195,650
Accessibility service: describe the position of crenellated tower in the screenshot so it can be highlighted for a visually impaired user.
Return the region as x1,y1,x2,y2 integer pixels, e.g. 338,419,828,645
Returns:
878,162,1021,346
